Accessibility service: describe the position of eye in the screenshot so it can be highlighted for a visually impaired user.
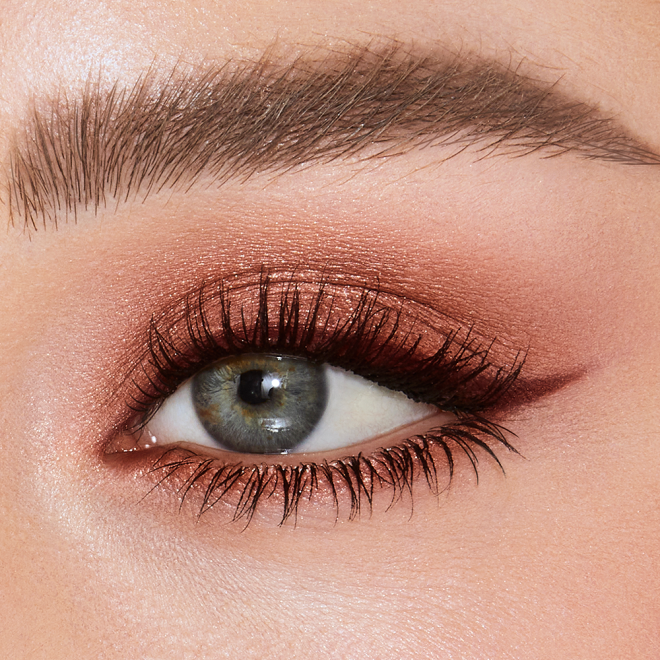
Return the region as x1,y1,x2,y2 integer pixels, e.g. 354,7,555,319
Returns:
140,353,448,455
105,276,528,526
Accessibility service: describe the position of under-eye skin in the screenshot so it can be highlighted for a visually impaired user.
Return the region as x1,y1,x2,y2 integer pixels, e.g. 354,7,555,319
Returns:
106,273,558,526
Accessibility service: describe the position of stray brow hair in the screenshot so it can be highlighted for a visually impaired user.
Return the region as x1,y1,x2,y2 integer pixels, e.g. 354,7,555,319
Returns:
7,42,660,231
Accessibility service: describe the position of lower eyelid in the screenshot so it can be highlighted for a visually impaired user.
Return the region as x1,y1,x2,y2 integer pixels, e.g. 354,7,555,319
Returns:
102,411,519,528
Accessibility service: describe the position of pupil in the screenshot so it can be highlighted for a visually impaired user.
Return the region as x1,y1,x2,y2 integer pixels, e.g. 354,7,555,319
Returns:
192,354,328,454
238,369,272,405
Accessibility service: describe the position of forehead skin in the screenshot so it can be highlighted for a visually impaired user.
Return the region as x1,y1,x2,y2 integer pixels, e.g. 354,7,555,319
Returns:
0,1,660,660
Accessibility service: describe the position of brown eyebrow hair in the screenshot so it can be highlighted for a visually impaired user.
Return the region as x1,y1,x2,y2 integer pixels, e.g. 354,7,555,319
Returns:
6,43,660,231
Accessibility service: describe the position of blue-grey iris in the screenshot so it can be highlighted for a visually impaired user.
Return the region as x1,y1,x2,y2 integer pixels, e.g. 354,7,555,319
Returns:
192,354,328,453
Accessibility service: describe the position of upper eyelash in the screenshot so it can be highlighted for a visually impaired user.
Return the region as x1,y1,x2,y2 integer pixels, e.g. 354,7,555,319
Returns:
126,272,525,427
116,272,524,526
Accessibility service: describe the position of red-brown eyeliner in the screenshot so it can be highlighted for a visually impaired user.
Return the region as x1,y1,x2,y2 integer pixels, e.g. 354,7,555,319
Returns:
103,271,577,527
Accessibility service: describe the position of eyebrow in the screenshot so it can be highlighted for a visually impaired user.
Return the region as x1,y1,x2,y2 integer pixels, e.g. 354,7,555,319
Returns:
7,43,660,231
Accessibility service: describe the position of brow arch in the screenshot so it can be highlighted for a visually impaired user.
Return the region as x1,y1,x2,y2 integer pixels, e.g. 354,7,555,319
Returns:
6,42,659,231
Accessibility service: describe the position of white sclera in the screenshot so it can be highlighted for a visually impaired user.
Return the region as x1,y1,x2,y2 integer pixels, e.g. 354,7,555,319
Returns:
146,364,449,454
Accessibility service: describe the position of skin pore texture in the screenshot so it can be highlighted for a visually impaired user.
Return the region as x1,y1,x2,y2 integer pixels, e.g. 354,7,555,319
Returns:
1,0,660,658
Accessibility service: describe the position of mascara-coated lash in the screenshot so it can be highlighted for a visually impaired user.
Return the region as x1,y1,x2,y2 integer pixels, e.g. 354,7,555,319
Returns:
110,273,524,526
125,274,525,421
136,415,516,526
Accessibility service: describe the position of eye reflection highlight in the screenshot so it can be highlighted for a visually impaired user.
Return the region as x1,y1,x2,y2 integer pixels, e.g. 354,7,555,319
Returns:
193,355,328,454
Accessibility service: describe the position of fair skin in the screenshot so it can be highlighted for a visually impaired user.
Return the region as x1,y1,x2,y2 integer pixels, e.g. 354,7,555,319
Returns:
1,0,660,658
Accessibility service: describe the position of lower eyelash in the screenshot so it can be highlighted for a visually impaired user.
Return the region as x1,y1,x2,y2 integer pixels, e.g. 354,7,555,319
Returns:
109,271,532,526
141,414,518,527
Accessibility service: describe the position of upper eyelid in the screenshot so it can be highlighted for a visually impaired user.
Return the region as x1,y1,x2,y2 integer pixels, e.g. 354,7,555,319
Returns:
118,274,524,419
108,270,590,448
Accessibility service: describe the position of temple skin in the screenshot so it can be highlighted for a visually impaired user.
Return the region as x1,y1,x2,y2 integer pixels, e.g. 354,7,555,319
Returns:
0,1,660,659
